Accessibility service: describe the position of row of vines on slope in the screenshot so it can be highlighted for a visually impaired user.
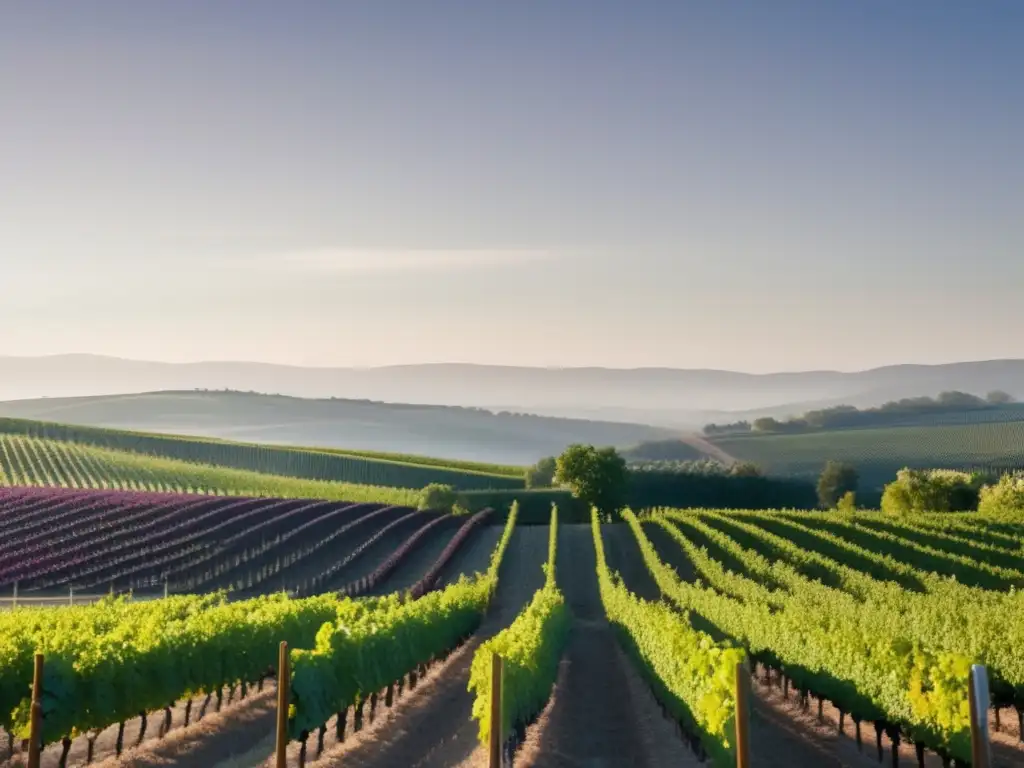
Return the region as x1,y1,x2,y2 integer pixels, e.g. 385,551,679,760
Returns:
0,435,421,505
654,509,1024,713
468,504,570,749
625,509,974,763
0,417,524,490
593,510,744,767
285,503,519,742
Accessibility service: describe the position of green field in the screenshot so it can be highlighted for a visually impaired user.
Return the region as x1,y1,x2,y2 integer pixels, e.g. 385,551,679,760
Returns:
0,433,421,505
711,420,1024,487
0,417,524,491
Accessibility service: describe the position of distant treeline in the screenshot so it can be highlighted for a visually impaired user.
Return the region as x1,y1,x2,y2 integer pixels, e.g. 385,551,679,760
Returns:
704,390,1017,436
626,469,817,510
473,461,818,521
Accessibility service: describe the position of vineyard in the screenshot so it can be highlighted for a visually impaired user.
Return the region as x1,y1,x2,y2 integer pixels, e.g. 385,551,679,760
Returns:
710,421,1024,487
0,418,525,491
1,484,1022,767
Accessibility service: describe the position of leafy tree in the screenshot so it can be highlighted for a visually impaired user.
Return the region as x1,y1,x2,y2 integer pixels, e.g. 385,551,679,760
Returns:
554,444,628,520
525,457,557,489
419,483,459,513
817,461,859,508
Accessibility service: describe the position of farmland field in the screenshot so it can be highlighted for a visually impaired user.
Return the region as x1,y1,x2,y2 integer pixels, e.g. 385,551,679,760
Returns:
710,420,1024,487
0,417,525,491
2,479,1023,767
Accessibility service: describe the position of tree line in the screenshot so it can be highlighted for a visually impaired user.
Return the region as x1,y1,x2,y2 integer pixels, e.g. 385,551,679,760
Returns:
704,390,1016,436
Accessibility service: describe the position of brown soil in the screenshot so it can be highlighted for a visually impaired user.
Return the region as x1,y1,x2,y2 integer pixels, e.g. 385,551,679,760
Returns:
512,524,698,767
437,526,503,586
752,672,1024,767
0,683,276,768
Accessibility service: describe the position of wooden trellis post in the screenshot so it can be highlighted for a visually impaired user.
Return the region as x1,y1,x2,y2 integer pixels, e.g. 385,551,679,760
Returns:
970,664,992,768
735,660,751,768
28,653,43,768
489,653,504,768
276,642,290,768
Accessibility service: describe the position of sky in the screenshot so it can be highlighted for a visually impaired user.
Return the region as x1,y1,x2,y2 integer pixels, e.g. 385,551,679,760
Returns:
1,1,1022,373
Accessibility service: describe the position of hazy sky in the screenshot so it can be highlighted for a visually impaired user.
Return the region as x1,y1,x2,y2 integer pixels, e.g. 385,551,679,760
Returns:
2,2,1022,372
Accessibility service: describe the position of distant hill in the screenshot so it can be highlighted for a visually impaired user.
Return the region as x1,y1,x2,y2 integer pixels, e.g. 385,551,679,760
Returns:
0,390,675,466
2,354,1024,427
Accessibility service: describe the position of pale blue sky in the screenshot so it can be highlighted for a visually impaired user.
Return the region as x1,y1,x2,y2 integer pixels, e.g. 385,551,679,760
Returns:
1,2,1022,372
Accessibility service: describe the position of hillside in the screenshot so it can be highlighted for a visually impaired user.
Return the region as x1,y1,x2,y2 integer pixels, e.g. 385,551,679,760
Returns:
0,416,527,492
0,389,675,466
712,420,1024,489
3,354,1024,427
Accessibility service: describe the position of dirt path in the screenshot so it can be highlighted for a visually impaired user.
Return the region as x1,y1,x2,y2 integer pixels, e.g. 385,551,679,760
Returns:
679,433,737,466
366,521,457,596
602,524,660,600
318,513,431,593
269,526,549,768
438,526,502,586
515,524,698,767
0,683,277,768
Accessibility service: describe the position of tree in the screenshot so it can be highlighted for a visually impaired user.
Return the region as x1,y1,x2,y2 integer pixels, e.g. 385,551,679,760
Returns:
525,457,557,489
817,461,859,508
555,444,628,520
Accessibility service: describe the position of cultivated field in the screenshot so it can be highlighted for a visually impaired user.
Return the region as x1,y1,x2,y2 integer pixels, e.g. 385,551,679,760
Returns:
0,418,525,491
710,420,1024,487
2,477,1022,767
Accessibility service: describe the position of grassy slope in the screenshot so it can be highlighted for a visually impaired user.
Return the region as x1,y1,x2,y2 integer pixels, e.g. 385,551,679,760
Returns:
712,420,1024,487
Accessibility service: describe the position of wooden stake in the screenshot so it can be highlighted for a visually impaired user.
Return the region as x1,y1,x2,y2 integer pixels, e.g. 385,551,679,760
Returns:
489,653,503,768
275,642,290,768
735,660,751,768
970,664,992,768
28,653,43,768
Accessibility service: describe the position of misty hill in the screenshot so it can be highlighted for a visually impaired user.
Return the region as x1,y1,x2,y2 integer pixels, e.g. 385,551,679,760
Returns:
0,390,674,466
2,354,1024,427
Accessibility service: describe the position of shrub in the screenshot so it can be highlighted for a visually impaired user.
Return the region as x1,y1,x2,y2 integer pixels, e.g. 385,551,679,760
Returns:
524,457,557,489
836,490,857,513
419,483,459,513
977,473,1024,517
880,468,980,515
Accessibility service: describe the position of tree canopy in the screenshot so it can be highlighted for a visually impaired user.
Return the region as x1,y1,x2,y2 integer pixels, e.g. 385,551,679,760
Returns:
817,461,859,508
554,444,628,520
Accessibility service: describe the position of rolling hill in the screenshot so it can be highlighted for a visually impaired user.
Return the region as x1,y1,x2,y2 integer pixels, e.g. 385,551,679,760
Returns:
2,353,1024,427
0,389,676,466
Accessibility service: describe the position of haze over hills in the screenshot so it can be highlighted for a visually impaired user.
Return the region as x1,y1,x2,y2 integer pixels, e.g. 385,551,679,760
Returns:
0,390,676,466
2,354,1024,428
